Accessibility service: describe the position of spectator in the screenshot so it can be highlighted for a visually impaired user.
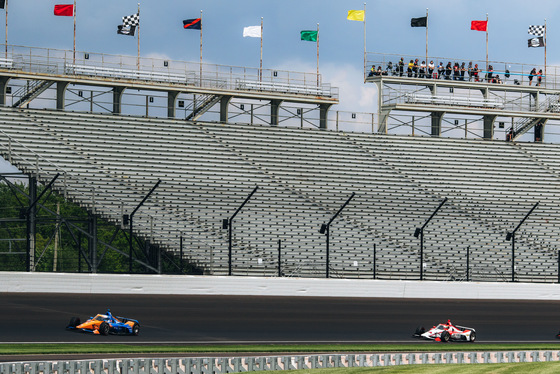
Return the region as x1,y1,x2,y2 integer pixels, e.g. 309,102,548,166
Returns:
537,69,543,86
529,68,536,86
413,58,419,77
368,65,375,77
437,62,445,79
486,65,494,82
445,62,452,80
377,66,383,76
467,62,474,81
387,61,394,75
428,60,435,78
419,61,426,78
407,59,414,77
398,58,404,76
506,128,513,141
473,64,480,82
453,62,460,80
460,62,466,81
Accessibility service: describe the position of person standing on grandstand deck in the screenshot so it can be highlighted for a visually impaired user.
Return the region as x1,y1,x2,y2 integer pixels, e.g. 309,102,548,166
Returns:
419,61,426,78
413,59,419,77
428,60,435,78
437,62,444,79
460,62,466,81
537,69,543,86
529,68,536,85
445,62,452,80
468,62,474,81
407,59,414,77
473,63,480,82
398,58,404,76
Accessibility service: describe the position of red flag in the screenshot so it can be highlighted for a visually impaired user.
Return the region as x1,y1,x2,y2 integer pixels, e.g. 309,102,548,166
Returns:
471,20,487,32
54,4,74,16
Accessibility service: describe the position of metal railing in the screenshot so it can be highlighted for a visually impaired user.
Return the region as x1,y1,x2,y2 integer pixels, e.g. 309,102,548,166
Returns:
2,44,338,99
366,52,556,88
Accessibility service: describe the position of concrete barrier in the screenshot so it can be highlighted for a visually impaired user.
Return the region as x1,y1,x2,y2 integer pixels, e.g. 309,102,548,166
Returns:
2,272,560,300
2,351,559,372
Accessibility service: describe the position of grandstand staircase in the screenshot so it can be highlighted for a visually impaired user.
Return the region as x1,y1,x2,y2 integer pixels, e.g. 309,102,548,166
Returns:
510,94,560,141
12,80,54,108
186,94,222,121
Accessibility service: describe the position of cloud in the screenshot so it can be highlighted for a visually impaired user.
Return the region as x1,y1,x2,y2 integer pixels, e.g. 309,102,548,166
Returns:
272,59,377,114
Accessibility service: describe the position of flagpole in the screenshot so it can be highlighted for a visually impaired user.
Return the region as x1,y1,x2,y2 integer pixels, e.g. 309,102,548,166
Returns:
544,18,547,83
363,2,366,83
4,0,7,57
73,0,76,65
137,3,140,70
485,13,488,73
200,9,203,86
316,23,319,87
259,17,263,82
425,8,428,67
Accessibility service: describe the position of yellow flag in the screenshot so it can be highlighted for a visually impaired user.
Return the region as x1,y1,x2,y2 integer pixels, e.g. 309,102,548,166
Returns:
347,10,365,21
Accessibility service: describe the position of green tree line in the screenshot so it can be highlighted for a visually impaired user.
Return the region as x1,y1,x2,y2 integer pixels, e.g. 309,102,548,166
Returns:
0,182,200,274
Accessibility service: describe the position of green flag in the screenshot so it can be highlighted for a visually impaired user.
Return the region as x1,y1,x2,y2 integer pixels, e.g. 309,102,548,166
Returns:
300,30,318,42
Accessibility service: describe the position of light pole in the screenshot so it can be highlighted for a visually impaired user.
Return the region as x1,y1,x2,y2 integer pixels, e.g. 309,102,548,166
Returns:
320,192,355,278
223,186,258,276
506,202,539,282
124,179,161,274
414,197,447,280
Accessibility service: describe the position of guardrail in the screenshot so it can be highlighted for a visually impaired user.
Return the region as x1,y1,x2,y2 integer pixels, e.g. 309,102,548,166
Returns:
2,351,559,372
366,52,557,88
0,44,337,99
404,93,505,109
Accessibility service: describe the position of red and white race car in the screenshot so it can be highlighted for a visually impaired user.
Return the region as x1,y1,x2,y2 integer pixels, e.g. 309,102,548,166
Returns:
413,320,476,342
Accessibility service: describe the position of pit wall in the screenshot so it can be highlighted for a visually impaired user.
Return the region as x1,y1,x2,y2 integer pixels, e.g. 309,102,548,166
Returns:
2,272,560,300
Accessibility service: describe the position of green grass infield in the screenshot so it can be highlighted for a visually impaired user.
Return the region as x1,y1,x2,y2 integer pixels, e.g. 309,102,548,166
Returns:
2,343,560,355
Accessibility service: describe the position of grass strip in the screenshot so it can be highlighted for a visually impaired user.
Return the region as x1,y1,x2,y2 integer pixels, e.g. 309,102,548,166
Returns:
2,343,560,355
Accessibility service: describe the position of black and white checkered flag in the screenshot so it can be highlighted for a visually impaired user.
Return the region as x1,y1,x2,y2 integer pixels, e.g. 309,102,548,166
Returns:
528,25,545,36
122,13,139,27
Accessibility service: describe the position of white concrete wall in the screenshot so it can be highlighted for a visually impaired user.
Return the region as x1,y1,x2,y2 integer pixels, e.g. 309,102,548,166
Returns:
2,272,560,300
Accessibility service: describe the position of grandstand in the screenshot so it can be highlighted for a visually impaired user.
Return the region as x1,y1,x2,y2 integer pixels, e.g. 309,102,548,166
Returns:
1,46,560,282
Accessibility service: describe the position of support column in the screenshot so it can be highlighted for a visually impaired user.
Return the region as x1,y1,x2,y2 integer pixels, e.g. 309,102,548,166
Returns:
220,95,232,123
483,114,497,139
378,108,391,133
270,99,283,127
0,76,10,106
319,103,332,130
56,81,70,110
167,91,179,118
112,86,126,114
88,212,97,273
431,111,445,136
534,118,547,143
26,176,37,272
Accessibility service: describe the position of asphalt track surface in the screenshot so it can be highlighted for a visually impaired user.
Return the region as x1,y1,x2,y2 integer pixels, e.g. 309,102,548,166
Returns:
2,293,560,344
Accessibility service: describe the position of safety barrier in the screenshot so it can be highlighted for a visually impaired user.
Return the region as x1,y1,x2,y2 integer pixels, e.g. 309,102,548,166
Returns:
64,64,190,85
404,93,505,109
2,351,559,373
236,79,332,97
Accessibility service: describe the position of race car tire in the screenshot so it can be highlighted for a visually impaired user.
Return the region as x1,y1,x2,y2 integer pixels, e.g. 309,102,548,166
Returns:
132,323,140,336
99,322,110,336
470,331,476,342
440,331,450,343
415,326,425,335
67,317,80,328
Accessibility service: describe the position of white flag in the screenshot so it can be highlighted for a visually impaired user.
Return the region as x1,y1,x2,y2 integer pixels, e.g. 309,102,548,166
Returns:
243,26,261,38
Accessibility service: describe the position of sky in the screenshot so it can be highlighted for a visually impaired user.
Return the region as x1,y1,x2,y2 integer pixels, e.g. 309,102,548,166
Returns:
1,0,560,172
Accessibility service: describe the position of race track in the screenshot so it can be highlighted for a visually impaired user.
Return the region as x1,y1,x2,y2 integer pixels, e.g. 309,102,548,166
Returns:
2,293,560,343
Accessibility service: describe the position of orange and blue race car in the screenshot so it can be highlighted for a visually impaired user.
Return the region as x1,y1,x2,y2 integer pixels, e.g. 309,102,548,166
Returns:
66,309,140,336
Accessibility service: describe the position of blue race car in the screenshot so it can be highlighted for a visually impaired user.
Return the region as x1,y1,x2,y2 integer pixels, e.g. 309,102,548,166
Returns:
66,309,140,336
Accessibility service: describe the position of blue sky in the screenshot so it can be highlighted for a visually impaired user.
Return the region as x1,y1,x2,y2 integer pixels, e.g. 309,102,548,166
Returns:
1,0,559,172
